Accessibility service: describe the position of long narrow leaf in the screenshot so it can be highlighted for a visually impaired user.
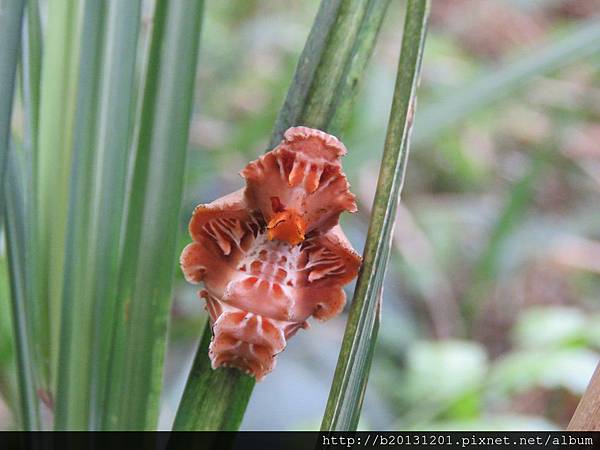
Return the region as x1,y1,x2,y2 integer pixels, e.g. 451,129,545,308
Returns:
12,1,44,430
0,0,39,431
36,0,81,389
0,0,25,206
87,0,142,429
22,0,42,174
4,152,41,430
321,0,429,431
55,0,143,430
173,0,390,431
102,0,204,430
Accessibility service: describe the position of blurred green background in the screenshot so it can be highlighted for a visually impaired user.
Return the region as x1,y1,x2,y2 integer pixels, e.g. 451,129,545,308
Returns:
3,0,600,430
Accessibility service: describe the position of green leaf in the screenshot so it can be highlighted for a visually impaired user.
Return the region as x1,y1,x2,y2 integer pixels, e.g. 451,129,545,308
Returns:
489,349,599,396
36,0,81,390
0,0,25,207
173,0,390,431
321,0,430,431
55,0,142,430
4,152,41,430
21,0,43,172
402,340,487,408
513,307,588,350
0,0,41,431
103,0,204,430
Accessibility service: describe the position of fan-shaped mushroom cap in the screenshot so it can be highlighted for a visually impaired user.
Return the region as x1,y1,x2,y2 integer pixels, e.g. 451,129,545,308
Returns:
180,127,361,380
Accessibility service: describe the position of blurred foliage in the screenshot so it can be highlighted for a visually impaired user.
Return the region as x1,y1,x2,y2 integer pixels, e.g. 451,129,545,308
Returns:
376,306,599,430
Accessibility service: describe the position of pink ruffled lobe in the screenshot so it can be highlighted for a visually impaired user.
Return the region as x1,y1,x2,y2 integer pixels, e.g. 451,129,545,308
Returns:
209,307,286,380
181,189,262,298
282,126,348,163
292,226,361,321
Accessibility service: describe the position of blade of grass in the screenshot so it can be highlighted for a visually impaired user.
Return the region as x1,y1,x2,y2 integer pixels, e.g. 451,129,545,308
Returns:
13,1,44,429
0,258,17,414
87,0,142,430
321,0,430,431
413,18,600,146
36,0,81,390
173,0,390,431
0,0,40,431
4,151,41,430
102,0,204,430
22,0,42,175
55,0,143,430
0,0,25,207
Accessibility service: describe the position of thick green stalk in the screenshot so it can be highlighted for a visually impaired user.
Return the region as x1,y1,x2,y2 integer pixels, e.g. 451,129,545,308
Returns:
103,0,204,430
4,153,41,430
36,0,81,389
173,0,390,431
321,0,429,431
0,0,25,205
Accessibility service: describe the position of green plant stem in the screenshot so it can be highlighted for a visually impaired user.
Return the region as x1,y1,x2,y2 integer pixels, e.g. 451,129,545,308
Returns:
321,0,429,431
173,0,390,432
103,0,204,430
0,0,25,207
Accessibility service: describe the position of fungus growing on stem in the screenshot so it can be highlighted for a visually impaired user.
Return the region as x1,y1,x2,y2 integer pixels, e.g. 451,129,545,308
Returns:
180,126,361,379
